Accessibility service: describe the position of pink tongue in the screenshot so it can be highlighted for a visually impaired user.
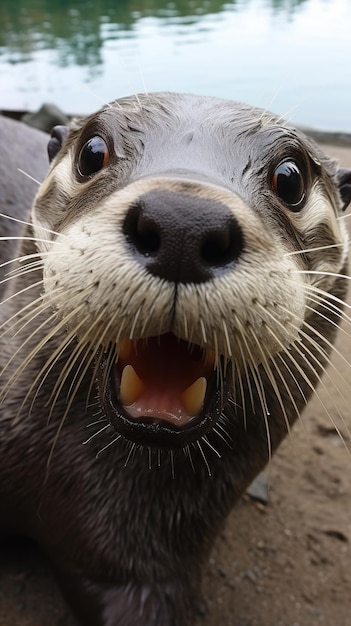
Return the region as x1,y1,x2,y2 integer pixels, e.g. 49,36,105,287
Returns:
116,334,210,426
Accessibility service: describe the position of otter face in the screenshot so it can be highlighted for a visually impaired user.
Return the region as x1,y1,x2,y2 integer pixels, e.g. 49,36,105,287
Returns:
32,93,349,450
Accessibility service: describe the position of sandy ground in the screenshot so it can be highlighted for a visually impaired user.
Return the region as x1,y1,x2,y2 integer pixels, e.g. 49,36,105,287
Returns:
0,143,350,626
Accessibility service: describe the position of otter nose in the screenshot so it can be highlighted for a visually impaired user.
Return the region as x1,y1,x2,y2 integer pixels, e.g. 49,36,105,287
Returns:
122,189,244,284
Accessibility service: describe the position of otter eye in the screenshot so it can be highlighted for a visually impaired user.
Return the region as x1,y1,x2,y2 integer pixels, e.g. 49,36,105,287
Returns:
271,160,305,210
77,136,109,177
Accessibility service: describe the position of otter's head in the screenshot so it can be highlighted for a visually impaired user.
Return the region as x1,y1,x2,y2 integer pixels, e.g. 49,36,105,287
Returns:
32,93,351,451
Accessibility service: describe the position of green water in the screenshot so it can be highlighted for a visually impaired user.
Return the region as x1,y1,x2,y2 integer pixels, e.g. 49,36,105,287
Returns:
0,0,350,130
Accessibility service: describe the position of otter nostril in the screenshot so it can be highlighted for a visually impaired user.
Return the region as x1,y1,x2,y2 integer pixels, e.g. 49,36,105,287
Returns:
123,201,161,256
134,224,160,256
201,224,243,267
139,230,160,255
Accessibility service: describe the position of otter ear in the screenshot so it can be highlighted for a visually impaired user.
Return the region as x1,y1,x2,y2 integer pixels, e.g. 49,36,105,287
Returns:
47,125,69,162
336,168,351,211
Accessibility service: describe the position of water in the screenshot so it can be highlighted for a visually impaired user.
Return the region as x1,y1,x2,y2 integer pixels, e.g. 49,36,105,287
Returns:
0,0,350,131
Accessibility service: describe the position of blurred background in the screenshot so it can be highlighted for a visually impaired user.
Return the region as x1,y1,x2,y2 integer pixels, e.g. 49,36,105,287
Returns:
0,0,350,132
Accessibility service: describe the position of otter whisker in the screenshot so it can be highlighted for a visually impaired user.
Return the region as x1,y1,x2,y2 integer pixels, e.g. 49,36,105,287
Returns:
277,103,307,126
184,444,196,474
101,341,117,401
65,336,101,404
269,301,351,446
286,242,344,256
214,419,233,445
0,251,46,274
86,348,105,412
82,87,113,109
281,303,351,376
46,309,103,410
276,349,308,406
96,435,122,459
306,303,351,337
257,306,309,418
304,292,351,329
48,311,109,418
0,236,61,246
236,334,254,422
62,310,122,423
295,280,351,313
233,314,272,458
22,330,78,421
0,211,64,238
249,361,273,461
86,418,106,428
232,353,247,426
277,343,334,431
129,306,142,340
0,303,66,386
259,315,310,424
212,329,220,375
301,285,351,319
0,278,44,308
270,353,307,435
182,310,189,342
0,293,51,336
82,424,110,445
288,328,351,441
114,316,126,349
124,442,137,468
294,269,351,281
169,450,175,479
2,302,87,411
1,285,76,352
216,359,226,409
0,288,71,347
140,292,158,336
201,435,221,459
222,318,232,359
0,263,45,289
227,397,240,410
200,318,207,345
212,332,219,385
297,324,350,396
292,341,351,450
17,167,42,186
248,320,293,437
86,398,101,409
195,440,212,478
2,253,66,280
212,423,233,449
5,258,44,278
264,301,333,394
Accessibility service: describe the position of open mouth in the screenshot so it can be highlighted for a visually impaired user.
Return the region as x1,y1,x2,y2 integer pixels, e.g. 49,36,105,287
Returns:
97,333,228,448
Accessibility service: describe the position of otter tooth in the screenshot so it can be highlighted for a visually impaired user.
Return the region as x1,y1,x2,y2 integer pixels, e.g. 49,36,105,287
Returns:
181,377,207,417
120,365,145,407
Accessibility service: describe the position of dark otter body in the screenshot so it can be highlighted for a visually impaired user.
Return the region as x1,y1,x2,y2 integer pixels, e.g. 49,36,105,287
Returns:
0,96,350,626
0,116,48,297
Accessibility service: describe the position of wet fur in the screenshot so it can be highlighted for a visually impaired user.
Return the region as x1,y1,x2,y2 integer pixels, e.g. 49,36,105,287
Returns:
0,96,350,626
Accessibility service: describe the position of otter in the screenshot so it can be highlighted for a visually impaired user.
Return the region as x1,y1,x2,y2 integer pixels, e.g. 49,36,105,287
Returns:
0,94,350,626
